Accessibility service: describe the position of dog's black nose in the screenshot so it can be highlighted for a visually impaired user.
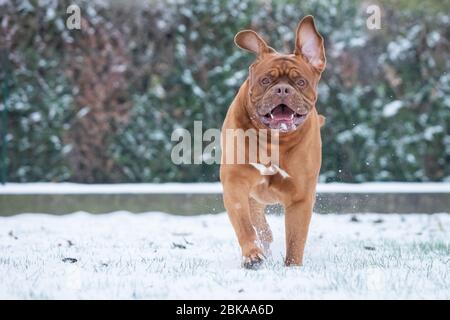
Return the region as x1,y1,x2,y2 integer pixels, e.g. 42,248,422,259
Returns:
272,84,291,98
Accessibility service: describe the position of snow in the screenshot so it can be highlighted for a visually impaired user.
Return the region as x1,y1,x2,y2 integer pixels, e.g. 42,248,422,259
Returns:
383,100,404,117
0,183,223,194
0,211,448,299
424,126,444,141
0,182,450,194
317,182,450,193
387,38,413,60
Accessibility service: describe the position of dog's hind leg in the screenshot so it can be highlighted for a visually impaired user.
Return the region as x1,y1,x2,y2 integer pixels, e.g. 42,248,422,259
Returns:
249,197,273,254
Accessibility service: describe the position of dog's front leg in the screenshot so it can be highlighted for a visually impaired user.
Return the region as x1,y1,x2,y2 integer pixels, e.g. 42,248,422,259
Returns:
223,185,264,269
284,199,314,266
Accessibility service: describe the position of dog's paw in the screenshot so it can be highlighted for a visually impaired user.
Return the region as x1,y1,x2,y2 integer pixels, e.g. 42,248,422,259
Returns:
242,254,264,270
242,245,265,270
284,257,303,267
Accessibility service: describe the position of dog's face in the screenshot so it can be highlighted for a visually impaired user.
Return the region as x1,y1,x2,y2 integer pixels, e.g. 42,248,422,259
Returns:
235,16,326,133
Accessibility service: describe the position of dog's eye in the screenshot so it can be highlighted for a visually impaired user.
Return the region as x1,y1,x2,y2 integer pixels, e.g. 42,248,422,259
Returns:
296,78,307,88
260,77,271,85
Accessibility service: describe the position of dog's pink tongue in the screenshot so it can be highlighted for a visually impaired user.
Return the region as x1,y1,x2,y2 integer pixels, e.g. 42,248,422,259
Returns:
271,107,293,121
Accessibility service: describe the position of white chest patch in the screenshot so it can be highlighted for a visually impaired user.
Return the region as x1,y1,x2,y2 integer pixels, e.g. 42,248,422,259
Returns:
249,163,291,178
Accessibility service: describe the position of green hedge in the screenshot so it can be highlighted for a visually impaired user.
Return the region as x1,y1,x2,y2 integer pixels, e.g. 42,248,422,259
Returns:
1,0,449,182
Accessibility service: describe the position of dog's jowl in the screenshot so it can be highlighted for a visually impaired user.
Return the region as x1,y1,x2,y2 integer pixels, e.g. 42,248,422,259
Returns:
220,16,326,268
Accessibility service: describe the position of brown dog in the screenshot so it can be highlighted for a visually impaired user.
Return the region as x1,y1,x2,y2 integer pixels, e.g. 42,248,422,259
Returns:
220,16,326,268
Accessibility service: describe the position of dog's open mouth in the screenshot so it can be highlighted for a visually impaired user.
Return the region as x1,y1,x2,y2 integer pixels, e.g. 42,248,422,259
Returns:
260,104,308,132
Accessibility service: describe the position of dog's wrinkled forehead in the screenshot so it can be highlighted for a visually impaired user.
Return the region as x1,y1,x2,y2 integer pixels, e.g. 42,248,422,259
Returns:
249,54,316,83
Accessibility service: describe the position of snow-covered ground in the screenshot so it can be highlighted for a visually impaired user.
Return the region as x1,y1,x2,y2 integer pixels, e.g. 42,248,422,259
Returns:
0,211,449,299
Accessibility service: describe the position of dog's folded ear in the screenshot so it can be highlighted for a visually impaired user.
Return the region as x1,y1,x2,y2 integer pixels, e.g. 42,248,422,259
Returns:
234,30,275,57
294,16,326,72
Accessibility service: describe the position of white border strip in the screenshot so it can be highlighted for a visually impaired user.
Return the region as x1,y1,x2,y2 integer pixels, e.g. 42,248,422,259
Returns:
0,182,449,194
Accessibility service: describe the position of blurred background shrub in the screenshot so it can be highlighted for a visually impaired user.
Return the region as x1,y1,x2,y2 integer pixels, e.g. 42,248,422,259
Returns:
0,0,449,183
